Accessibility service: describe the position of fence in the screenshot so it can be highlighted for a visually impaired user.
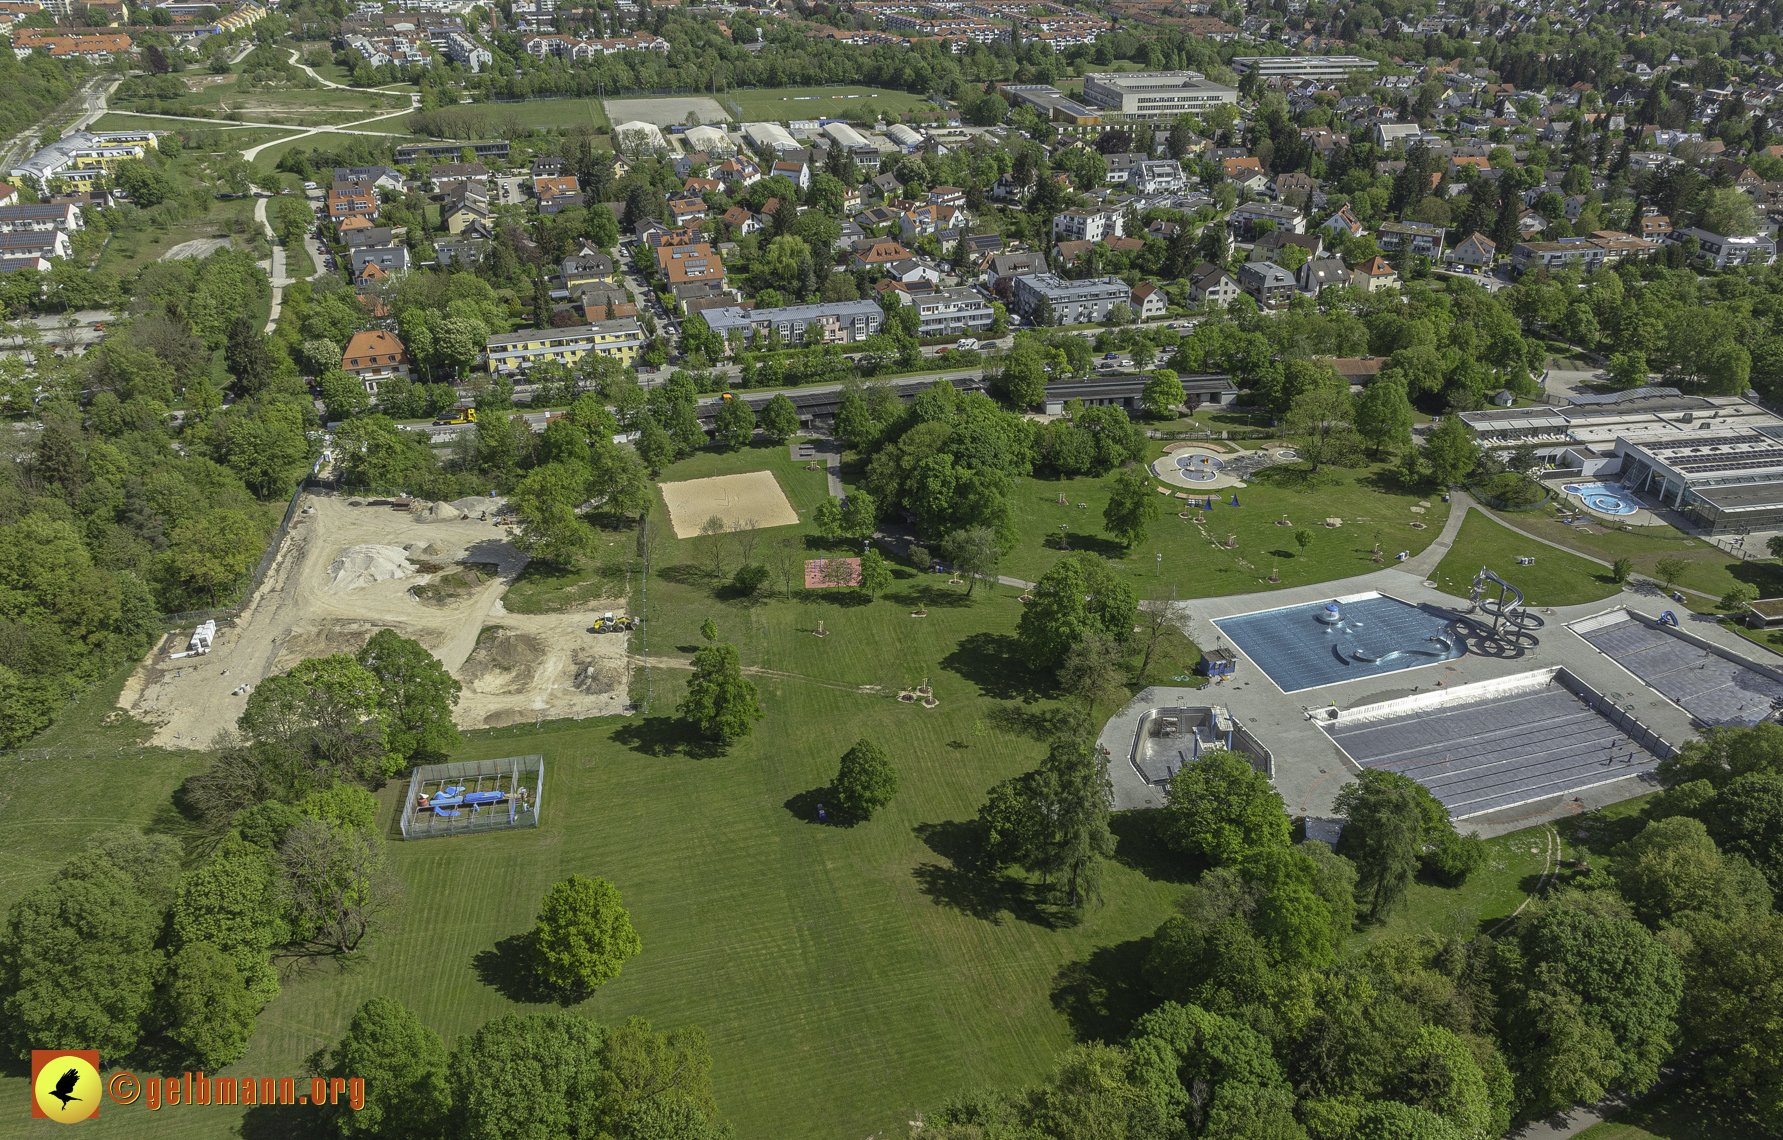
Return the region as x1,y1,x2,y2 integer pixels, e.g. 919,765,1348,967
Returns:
399,754,545,840
161,465,315,630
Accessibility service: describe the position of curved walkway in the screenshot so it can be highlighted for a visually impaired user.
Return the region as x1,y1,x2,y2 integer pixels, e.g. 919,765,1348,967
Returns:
289,48,352,89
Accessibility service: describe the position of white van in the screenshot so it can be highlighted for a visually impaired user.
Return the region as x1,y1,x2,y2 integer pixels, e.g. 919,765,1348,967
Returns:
955,337,979,351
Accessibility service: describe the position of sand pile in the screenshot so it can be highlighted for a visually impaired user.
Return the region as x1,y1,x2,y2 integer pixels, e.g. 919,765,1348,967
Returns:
450,496,503,516
412,500,464,523
327,545,416,591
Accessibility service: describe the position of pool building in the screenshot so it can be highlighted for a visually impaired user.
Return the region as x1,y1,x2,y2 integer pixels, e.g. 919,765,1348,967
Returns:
1459,390,1783,533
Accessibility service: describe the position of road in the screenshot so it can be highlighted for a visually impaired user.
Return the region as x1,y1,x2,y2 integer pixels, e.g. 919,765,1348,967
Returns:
254,195,329,335
0,74,110,173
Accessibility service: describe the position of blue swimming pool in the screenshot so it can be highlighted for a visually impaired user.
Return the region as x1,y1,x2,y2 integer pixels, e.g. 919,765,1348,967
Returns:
1561,482,1639,516
1213,593,1466,692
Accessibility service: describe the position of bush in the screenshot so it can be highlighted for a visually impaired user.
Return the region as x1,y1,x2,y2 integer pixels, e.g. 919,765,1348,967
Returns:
907,545,931,571
730,562,769,596
1421,829,1489,886
1612,556,1634,583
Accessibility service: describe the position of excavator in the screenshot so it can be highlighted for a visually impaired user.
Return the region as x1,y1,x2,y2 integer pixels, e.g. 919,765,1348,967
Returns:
433,406,477,426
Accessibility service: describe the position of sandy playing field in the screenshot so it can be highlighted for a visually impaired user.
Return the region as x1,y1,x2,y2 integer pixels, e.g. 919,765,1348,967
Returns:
118,494,631,745
604,96,730,130
659,470,800,538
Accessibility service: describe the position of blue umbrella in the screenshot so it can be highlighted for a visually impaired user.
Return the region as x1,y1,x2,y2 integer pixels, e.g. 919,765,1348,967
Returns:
1230,494,1240,507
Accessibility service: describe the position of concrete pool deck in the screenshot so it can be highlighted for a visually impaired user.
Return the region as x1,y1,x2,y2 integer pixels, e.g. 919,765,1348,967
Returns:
1135,492,1783,836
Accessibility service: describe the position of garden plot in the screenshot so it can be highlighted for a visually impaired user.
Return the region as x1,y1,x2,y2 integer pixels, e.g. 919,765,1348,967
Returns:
118,495,630,744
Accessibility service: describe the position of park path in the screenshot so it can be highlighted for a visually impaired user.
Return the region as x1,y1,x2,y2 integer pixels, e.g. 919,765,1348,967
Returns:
288,48,351,89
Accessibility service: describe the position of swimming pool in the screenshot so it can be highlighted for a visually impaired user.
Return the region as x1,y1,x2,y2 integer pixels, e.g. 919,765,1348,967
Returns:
1561,482,1639,516
1213,593,1466,692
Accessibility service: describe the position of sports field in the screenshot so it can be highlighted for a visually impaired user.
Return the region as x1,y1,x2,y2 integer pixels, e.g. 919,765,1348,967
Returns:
717,85,937,123
486,96,613,132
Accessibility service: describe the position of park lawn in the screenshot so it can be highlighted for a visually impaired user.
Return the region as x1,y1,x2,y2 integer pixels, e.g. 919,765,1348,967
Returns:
1725,619,1783,661
996,455,1452,595
1478,501,1783,602
487,96,613,132
1433,510,1624,608
1350,825,1564,948
718,85,937,123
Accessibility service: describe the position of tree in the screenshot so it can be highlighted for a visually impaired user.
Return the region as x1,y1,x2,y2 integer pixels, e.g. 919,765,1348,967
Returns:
635,414,674,472
1058,631,1128,714
1334,770,1429,922
1354,378,1416,456
597,1017,719,1133
1423,415,1479,485
857,548,892,599
278,818,400,955
677,642,763,744
508,462,592,566
171,848,285,1005
355,629,461,762
1607,350,1648,390
224,315,275,395
165,942,258,1068
1017,552,1139,667
448,1011,606,1140
0,861,163,1059
1611,816,1773,927
1140,369,1185,419
320,997,450,1140
940,526,999,597
1655,556,1688,592
1679,913,1783,1119
1613,557,1635,583
1706,773,1783,894
1285,387,1364,473
532,874,642,996
1163,751,1291,867
714,396,755,450
760,392,800,442
170,508,264,606
1103,466,1163,549
833,738,899,822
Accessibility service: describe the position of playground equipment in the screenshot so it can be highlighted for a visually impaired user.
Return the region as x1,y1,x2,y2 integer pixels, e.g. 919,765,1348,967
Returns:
591,612,637,634
1659,610,1680,627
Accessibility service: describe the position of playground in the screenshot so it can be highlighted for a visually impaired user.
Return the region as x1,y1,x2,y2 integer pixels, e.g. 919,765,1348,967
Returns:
401,754,544,839
659,471,801,538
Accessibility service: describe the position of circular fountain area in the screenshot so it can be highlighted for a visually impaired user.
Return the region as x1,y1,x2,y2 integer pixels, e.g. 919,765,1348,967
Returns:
1175,453,1225,482
1152,444,1243,490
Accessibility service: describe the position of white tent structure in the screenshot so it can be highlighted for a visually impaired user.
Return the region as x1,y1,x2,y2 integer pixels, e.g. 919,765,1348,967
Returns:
613,121,668,153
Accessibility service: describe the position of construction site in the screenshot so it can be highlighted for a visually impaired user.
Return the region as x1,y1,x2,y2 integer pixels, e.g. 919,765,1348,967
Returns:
117,493,632,744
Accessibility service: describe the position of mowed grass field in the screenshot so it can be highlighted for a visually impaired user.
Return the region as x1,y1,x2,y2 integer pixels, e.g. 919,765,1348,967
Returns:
492,96,613,132
0,440,1619,1139
1434,509,1625,608
998,445,1452,594
718,85,937,123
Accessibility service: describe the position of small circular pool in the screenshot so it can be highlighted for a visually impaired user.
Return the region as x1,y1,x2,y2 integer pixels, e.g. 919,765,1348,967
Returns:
1561,482,1639,516
1176,454,1225,482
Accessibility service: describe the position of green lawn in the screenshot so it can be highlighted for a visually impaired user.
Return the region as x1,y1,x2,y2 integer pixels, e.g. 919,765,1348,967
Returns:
112,81,410,127
713,85,937,123
997,450,1452,594
1478,501,1783,602
1434,510,1625,608
1351,826,1562,947
487,96,612,132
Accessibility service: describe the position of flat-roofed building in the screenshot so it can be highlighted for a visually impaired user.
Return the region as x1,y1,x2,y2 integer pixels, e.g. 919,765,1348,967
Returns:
486,318,644,371
1232,55,1380,81
700,299,883,350
901,285,995,336
1079,71,1238,120
1010,273,1129,324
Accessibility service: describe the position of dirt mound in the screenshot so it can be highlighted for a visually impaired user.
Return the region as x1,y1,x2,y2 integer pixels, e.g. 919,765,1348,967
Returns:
450,496,503,516
413,500,464,523
458,628,549,694
327,544,415,591
420,542,447,557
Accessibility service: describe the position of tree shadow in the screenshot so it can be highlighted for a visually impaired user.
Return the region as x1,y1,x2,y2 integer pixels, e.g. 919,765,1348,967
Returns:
470,931,562,1005
910,821,1063,928
986,702,1080,740
655,562,713,587
941,632,1047,701
1049,936,1158,1044
239,1102,331,1140
1109,810,1199,884
609,716,727,760
1060,533,1126,559
784,786,853,827
803,588,874,608
890,582,972,609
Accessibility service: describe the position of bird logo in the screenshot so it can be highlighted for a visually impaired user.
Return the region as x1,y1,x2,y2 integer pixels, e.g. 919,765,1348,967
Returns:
30,1051,101,1123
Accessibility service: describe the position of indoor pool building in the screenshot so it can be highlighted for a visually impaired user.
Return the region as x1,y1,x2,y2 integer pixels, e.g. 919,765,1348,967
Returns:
1458,390,1783,533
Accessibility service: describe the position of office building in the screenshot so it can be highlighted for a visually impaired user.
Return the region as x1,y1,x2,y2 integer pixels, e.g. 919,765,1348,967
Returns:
1232,55,1380,82
1078,71,1238,119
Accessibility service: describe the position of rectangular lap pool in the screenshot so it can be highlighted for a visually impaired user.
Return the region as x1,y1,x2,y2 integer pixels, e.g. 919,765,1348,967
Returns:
1213,592,1465,693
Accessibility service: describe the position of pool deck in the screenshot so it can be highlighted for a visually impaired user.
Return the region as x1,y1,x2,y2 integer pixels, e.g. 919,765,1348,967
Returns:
1546,477,1666,527
1143,493,1783,837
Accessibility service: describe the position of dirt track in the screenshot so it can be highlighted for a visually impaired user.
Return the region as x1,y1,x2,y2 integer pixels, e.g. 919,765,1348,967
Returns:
118,494,630,745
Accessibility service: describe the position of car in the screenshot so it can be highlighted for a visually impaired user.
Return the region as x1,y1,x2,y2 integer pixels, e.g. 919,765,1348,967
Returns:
1104,351,1120,359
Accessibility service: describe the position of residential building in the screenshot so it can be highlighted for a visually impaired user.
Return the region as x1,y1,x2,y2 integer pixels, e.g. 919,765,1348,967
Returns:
700,299,883,350
1298,258,1351,296
1189,261,1240,306
1322,203,1364,238
333,165,403,190
1446,232,1496,267
1130,160,1187,193
1666,227,1778,270
1228,202,1304,239
349,243,411,277
1376,220,1445,259
486,317,644,371
0,203,81,234
1052,208,1123,242
902,286,995,336
1130,281,1167,319
900,203,964,242
340,330,411,395
1641,215,1673,243
770,160,811,191
851,240,914,270
668,196,707,226
327,185,377,222
1010,274,1130,324
561,252,615,287
534,175,582,215
715,157,761,188
985,251,1049,288
443,29,492,71
1236,261,1296,308
1078,71,1238,119
1511,233,1656,275
661,243,725,288
0,230,71,260
1354,256,1400,291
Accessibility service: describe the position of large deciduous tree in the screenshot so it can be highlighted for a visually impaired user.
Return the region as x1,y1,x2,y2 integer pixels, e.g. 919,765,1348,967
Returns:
532,874,642,996
448,1011,607,1139
833,738,899,822
319,997,451,1140
1163,751,1291,868
1103,466,1163,549
677,642,763,744
165,942,259,1068
355,629,462,763
1016,552,1138,667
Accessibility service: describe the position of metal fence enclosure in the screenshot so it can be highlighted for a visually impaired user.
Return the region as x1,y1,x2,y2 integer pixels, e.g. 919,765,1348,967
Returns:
400,754,545,839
